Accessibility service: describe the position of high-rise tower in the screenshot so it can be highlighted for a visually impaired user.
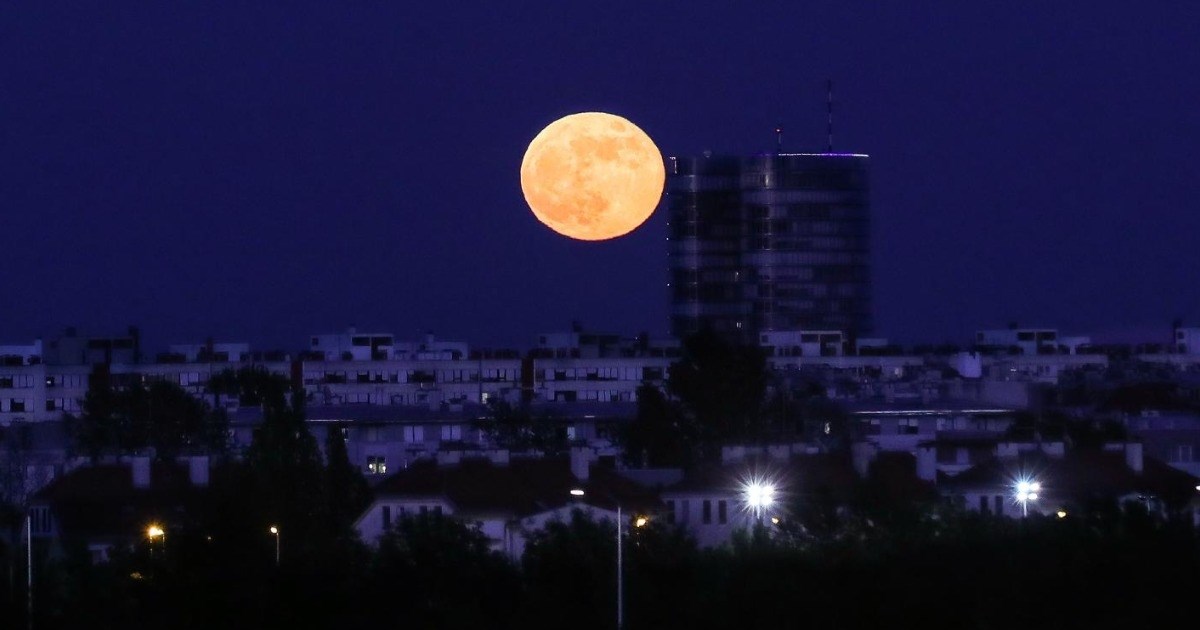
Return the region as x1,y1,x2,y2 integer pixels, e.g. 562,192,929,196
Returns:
667,152,871,342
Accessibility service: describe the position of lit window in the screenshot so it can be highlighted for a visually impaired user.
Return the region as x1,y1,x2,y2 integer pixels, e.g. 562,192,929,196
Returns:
367,455,387,475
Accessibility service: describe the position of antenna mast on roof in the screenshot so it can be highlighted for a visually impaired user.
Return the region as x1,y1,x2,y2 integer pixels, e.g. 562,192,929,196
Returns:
826,78,834,153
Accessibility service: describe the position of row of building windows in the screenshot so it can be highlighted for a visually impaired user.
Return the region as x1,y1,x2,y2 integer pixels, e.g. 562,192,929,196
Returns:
0,375,35,388
380,504,443,529
665,498,730,525
360,425,470,445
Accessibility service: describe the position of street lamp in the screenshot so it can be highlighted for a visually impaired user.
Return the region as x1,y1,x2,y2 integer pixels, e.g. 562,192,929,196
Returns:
269,526,280,566
743,481,776,523
146,524,165,558
570,488,624,630
1014,480,1041,517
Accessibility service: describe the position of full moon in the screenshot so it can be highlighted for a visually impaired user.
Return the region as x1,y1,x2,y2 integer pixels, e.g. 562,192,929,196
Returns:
520,112,665,241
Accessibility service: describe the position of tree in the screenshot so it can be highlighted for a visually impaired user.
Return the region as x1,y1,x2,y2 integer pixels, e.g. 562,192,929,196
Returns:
68,379,227,461
324,422,371,542
667,330,769,460
621,384,690,467
520,510,618,630
478,401,568,455
212,368,330,568
367,513,519,629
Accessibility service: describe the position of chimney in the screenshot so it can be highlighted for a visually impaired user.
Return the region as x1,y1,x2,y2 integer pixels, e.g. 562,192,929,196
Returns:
132,456,151,489
1126,442,1144,474
570,446,591,482
851,442,876,479
188,455,210,487
916,445,937,482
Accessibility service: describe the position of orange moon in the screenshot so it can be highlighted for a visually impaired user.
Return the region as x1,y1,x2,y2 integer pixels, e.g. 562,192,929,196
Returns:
520,112,665,241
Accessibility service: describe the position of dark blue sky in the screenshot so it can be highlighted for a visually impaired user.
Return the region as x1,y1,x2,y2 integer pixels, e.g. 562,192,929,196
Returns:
3,3,1198,350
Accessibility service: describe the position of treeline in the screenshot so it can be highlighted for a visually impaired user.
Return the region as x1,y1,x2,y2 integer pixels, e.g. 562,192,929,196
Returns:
5,506,1199,629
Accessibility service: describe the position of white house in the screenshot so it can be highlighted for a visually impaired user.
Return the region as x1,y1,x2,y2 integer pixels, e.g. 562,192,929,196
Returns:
353,450,658,560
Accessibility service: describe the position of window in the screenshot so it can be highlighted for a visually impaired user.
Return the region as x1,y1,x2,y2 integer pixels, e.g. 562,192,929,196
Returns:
680,500,690,524
29,507,52,534
994,495,1003,516
979,495,989,514
702,500,712,524
403,426,424,443
718,500,728,524
1174,445,1194,463
382,505,392,529
898,418,920,435
667,500,676,524
367,456,387,475
10,399,25,413
566,425,577,440
440,425,462,441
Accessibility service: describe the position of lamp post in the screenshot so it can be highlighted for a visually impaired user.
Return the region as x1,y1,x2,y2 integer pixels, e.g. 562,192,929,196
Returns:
26,513,32,630
146,524,165,557
744,481,777,524
145,520,165,564
570,488,624,630
269,526,280,566
1015,480,1040,517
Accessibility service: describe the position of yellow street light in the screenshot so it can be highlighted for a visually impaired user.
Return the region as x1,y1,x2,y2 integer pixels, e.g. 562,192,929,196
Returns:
146,523,166,559
269,525,281,566
634,516,648,528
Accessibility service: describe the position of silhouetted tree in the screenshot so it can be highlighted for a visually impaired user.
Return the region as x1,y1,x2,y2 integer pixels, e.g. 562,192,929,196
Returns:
68,380,227,461
324,422,371,542
368,513,519,629
622,384,690,467
479,400,568,455
668,330,768,460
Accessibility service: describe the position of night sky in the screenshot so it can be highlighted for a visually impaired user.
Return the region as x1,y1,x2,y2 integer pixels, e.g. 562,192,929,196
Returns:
3,3,1198,351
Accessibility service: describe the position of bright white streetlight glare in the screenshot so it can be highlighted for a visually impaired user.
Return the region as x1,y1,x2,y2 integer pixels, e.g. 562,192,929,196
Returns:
744,482,776,509
569,488,585,497
1014,478,1042,517
1014,480,1041,502
269,526,279,535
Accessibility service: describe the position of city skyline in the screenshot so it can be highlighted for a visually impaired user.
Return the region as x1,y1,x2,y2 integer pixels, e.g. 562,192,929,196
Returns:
3,3,1198,351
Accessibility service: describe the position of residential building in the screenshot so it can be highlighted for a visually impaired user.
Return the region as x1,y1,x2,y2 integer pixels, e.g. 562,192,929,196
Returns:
27,455,212,563
353,449,658,559
940,442,1200,522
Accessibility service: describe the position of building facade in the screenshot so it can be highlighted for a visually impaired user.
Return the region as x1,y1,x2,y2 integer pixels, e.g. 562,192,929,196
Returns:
667,152,872,342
